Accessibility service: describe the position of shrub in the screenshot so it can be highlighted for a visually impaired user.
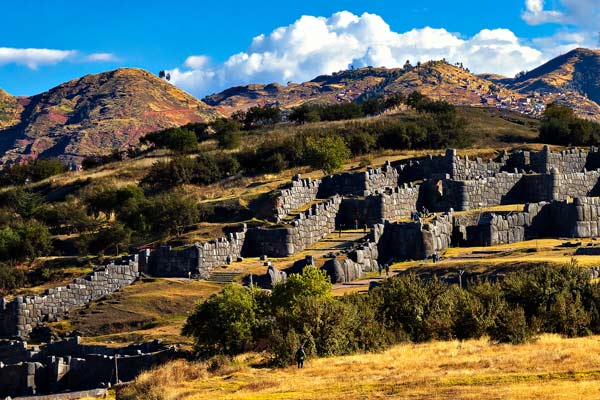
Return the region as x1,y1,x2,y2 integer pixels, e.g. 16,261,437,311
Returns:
304,135,350,174
183,284,259,356
0,158,67,185
539,104,600,145
489,305,534,344
0,263,25,295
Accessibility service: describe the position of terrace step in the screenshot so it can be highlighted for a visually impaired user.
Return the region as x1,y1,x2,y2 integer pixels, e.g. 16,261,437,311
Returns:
205,270,243,283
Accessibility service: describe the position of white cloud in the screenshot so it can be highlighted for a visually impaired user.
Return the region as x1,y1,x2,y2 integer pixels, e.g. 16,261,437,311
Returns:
0,48,120,69
0,47,76,69
85,52,119,62
522,0,564,25
168,11,549,97
522,0,600,29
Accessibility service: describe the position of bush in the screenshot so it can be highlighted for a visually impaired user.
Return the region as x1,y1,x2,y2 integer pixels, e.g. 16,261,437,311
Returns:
539,104,600,145
304,135,350,174
0,263,25,295
212,118,243,149
0,158,67,185
489,305,534,344
142,153,240,192
183,284,259,356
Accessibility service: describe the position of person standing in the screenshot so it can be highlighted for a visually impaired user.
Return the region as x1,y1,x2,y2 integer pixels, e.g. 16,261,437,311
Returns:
385,263,390,279
296,345,306,369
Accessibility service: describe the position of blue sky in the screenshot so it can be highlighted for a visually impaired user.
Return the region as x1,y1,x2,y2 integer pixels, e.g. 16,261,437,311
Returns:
1,0,597,97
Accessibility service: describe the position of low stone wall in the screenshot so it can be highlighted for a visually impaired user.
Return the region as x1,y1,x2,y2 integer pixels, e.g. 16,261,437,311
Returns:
145,225,247,278
318,162,398,197
0,257,139,338
273,175,321,222
244,196,341,257
323,241,379,283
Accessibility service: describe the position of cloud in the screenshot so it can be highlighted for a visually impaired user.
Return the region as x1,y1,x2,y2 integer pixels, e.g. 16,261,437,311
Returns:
522,0,564,25
0,47,76,69
168,11,548,97
522,0,600,29
84,52,119,62
0,48,120,69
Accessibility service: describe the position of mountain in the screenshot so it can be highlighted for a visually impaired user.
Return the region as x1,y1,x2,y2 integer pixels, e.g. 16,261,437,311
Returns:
0,89,23,130
204,61,524,116
0,68,221,164
506,48,600,119
205,49,600,121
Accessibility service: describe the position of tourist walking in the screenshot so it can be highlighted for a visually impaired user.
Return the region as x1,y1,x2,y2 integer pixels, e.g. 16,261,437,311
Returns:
385,263,390,278
296,345,306,369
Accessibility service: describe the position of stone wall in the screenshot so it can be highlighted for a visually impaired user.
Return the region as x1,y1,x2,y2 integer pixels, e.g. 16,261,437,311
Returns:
323,241,380,284
397,149,504,183
0,256,139,338
425,171,600,212
506,145,600,174
377,213,453,261
318,162,398,197
244,196,341,257
145,224,247,278
273,175,321,222
0,338,182,398
336,184,420,228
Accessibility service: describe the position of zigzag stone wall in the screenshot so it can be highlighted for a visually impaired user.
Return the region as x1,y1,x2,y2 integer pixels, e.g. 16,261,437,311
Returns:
273,175,321,222
0,257,139,338
244,196,341,258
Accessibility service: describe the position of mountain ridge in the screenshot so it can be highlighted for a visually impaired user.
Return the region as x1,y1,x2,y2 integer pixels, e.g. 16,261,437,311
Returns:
2,48,600,164
0,68,221,164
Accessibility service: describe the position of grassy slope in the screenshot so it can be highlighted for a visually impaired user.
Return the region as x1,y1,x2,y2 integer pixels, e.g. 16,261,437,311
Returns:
48,278,221,345
120,334,600,400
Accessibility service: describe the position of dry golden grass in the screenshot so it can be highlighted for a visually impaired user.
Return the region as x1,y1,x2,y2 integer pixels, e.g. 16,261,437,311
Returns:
119,334,600,400
49,278,221,345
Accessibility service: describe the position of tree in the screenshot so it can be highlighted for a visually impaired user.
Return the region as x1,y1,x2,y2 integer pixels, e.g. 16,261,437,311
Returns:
166,128,197,153
212,118,243,149
271,265,332,309
158,70,166,79
183,284,259,355
304,135,350,174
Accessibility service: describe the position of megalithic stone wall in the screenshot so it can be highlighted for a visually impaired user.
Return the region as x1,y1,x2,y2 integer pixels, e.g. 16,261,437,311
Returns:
427,170,600,212
336,184,421,228
377,213,453,262
505,145,600,174
0,256,139,338
146,224,247,278
273,175,321,222
318,162,399,198
244,196,342,258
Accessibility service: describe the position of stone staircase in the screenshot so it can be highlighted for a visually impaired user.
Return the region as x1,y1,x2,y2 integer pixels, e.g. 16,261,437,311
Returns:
205,270,243,283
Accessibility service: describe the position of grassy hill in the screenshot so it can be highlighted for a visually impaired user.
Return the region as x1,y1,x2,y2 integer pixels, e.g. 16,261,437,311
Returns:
204,61,521,116
0,68,221,164
120,334,600,399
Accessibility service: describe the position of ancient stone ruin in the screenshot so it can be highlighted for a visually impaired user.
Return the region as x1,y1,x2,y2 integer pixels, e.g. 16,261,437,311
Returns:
0,336,183,398
5,145,600,396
